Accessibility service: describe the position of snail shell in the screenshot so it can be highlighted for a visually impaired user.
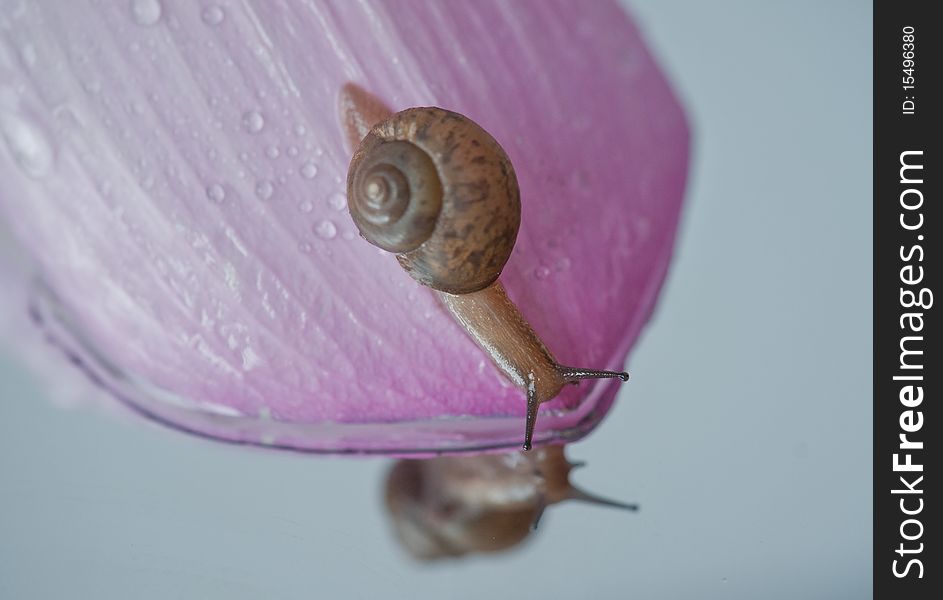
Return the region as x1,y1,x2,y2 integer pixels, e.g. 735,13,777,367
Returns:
347,107,521,295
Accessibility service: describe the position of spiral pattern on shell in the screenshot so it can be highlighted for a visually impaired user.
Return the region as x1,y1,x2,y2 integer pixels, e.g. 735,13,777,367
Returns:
348,140,443,253
347,107,521,295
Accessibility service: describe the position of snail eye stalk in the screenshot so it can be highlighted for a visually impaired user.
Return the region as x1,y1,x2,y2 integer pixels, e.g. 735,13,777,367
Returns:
523,367,629,450
559,367,630,383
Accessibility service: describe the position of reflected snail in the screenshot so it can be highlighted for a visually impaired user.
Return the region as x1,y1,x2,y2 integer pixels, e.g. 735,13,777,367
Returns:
384,446,637,560
340,83,629,450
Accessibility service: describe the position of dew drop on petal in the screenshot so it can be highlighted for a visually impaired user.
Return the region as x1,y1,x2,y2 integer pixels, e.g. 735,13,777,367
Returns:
327,192,346,211
298,241,312,254
0,111,55,178
206,183,226,203
242,110,264,134
314,220,337,240
255,179,274,200
130,0,162,26
20,44,37,68
300,162,318,179
201,5,225,26
83,80,102,95
297,200,313,213
533,266,551,280
265,145,279,159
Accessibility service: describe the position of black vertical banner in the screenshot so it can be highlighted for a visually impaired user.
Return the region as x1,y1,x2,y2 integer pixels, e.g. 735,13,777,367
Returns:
875,0,939,597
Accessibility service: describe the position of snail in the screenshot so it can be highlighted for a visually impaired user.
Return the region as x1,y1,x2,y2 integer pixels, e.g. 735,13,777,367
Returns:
384,445,637,560
339,83,629,451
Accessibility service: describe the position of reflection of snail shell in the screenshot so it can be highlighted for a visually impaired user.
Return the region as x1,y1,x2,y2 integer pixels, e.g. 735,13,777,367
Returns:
347,107,521,295
384,445,636,560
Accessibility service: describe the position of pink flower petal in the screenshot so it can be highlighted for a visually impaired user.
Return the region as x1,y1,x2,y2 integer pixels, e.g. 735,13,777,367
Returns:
0,0,689,454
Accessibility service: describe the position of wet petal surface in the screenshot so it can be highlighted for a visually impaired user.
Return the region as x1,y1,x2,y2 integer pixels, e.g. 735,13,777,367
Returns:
0,0,688,453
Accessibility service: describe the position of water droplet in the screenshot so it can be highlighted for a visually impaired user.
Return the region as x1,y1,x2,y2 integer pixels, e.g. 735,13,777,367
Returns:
130,0,162,26
255,179,274,200
206,183,226,203
20,44,37,68
83,80,102,95
265,145,279,159
327,192,346,211
298,241,312,254
0,111,55,178
241,346,262,371
314,220,337,240
295,124,306,136
201,4,225,26
286,145,298,157
297,200,313,213
300,162,318,179
533,266,551,280
242,110,264,134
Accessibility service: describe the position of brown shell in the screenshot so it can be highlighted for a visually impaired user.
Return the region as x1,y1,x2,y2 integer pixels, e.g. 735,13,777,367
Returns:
347,140,443,253
347,107,521,295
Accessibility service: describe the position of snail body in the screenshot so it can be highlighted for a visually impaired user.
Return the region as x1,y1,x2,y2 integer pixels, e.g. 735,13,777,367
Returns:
340,83,628,450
